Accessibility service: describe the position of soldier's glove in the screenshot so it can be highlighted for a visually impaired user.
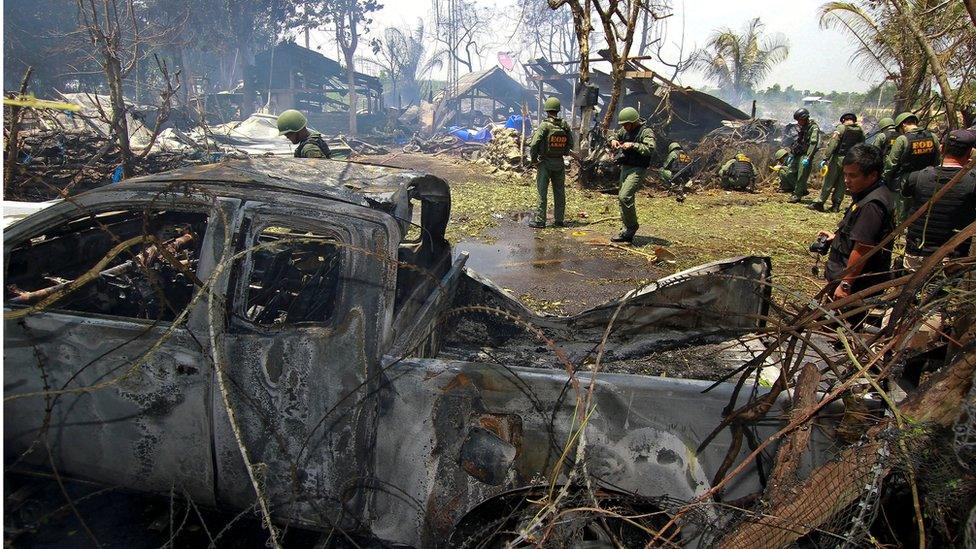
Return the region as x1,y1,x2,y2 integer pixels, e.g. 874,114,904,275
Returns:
819,160,827,170
800,156,810,168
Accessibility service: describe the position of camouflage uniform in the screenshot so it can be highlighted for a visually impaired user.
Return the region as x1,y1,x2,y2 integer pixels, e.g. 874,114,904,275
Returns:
529,116,574,226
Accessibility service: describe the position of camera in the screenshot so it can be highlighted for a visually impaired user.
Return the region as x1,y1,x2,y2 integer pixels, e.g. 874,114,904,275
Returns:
809,234,831,255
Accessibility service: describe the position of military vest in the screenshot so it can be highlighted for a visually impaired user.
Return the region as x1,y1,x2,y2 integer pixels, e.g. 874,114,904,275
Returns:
618,127,653,168
825,184,894,291
295,133,332,159
727,160,755,189
906,166,976,257
791,122,819,155
542,119,571,157
900,129,938,174
879,129,898,157
836,124,865,156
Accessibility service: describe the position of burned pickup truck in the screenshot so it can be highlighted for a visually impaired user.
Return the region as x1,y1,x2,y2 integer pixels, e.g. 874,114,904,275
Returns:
5,159,835,547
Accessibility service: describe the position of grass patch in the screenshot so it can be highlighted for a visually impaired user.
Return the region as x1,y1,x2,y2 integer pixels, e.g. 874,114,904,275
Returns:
449,173,842,299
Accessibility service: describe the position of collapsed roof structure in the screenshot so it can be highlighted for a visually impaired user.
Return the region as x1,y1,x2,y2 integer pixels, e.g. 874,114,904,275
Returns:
524,54,749,141
407,67,534,133
242,42,386,134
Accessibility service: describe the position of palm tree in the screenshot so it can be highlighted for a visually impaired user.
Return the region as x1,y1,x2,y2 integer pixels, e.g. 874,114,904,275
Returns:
366,21,444,110
819,0,971,123
695,18,790,107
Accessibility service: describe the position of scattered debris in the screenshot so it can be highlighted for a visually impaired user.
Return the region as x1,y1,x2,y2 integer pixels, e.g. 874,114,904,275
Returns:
4,128,193,200
687,118,785,189
475,126,529,174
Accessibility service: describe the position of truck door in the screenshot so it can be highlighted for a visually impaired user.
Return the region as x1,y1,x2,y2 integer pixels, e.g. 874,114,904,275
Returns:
212,200,396,528
3,195,235,506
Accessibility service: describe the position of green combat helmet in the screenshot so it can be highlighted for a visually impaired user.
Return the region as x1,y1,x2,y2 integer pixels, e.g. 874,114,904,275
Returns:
774,148,789,161
617,107,640,124
894,112,919,128
544,97,561,112
877,117,895,130
668,142,682,152
277,109,308,135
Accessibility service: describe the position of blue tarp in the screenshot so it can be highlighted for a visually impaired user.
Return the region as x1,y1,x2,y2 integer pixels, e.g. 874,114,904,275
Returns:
505,115,530,133
448,125,493,143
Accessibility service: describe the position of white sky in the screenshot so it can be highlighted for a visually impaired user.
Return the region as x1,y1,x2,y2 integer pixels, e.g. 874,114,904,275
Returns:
305,0,879,93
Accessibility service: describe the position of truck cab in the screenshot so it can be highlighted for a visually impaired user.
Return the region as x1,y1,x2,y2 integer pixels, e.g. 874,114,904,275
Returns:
4,158,833,547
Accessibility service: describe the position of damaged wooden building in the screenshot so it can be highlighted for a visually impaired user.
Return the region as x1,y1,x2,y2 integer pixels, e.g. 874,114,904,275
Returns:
241,41,385,133
525,54,749,141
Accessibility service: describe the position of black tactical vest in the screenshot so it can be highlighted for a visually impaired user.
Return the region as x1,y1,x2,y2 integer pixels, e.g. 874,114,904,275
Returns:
619,127,652,168
879,129,898,157
825,184,894,291
295,134,332,159
906,166,976,257
791,122,818,155
728,160,755,189
900,129,938,173
543,120,571,157
837,124,865,156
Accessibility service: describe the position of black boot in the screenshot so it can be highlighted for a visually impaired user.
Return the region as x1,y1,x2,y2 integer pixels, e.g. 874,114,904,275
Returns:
829,203,842,213
807,201,825,211
528,220,545,229
611,226,637,243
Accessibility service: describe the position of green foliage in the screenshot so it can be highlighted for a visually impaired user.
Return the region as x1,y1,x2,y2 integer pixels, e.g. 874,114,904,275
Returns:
819,0,974,115
364,20,444,108
694,18,790,108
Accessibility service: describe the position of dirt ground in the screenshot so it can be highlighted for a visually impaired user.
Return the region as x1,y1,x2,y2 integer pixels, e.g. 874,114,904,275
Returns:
361,151,840,313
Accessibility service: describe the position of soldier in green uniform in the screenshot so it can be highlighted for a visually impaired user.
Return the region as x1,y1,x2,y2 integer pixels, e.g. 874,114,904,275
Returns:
660,142,692,192
882,112,941,222
277,109,332,159
719,153,757,191
528,97,574,228
609,107,656,243
771,148,791,191
867,117,897,158
784,108,822,203
809,112,865,212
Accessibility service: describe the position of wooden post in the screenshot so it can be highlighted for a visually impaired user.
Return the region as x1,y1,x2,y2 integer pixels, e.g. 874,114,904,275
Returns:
751,100,757,119
537,81,544,126
520,101,528,168
579,105,594,155
570,82,578,132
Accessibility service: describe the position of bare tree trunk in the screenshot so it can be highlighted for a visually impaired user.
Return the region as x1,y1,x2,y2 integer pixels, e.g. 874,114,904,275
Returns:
964,0,976,28
104,53,135,178
595,0,643,129
4,67,33,192
765,363,820,507
345,49,358,136
890,0,959,127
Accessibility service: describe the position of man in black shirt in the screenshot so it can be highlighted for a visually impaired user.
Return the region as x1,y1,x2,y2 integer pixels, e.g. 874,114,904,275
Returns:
815,144,895,300
901,129,976,270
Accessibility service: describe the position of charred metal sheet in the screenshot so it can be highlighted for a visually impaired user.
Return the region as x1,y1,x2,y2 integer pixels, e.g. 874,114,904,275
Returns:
445,256,773,370
459,426,517,486
121,157,425,210
368,357,841,548
3,315,217,506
